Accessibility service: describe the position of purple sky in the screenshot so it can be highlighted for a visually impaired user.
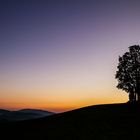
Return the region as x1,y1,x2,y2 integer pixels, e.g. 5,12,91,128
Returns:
1,0,140,112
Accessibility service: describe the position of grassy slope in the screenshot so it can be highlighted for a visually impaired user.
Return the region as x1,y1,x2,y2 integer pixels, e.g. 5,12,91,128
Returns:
1,103,140,140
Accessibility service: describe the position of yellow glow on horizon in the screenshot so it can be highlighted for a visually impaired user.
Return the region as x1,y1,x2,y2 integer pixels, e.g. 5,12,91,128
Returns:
0,89,128,112
0,78,128,113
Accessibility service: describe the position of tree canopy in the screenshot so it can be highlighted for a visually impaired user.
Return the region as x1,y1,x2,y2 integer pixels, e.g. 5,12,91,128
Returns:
115,45,140,102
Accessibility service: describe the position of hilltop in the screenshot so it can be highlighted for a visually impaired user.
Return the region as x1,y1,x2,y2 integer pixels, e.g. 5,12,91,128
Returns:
0,103,140,140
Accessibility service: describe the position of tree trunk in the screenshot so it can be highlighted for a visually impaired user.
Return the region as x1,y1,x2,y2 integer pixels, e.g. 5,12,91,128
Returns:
134,93,137,102
138,95,140,102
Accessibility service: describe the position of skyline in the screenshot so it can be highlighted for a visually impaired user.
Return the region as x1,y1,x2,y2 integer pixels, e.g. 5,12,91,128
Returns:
1,0,140,112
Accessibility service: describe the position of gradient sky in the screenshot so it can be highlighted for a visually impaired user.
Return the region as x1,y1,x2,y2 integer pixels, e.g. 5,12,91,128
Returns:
1,0,140,112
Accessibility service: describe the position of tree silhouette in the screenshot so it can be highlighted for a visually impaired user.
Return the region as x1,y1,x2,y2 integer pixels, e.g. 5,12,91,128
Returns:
115,45,140,102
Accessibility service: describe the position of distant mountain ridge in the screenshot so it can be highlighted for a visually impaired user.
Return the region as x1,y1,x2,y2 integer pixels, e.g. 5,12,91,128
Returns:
0,109,10,115
18,109,54,115
0,109,55,122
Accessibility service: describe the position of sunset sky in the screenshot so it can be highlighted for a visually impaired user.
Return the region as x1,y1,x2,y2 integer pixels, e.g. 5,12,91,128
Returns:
1,0,140,112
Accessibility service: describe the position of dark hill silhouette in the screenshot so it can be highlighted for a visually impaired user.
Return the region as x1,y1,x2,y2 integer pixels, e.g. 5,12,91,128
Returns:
0,103,140,140
0,109,10,115
0,109,54,122
18,109,54,116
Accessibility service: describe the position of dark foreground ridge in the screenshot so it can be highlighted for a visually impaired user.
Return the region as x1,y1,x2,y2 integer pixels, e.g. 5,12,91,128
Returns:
0,103,140,140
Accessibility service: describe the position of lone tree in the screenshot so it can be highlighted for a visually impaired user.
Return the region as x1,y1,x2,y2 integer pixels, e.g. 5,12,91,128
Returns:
115,45,140,103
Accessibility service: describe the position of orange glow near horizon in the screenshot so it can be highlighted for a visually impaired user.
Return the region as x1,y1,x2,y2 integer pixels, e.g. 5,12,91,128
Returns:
0,71,128,113
0,89,128,113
